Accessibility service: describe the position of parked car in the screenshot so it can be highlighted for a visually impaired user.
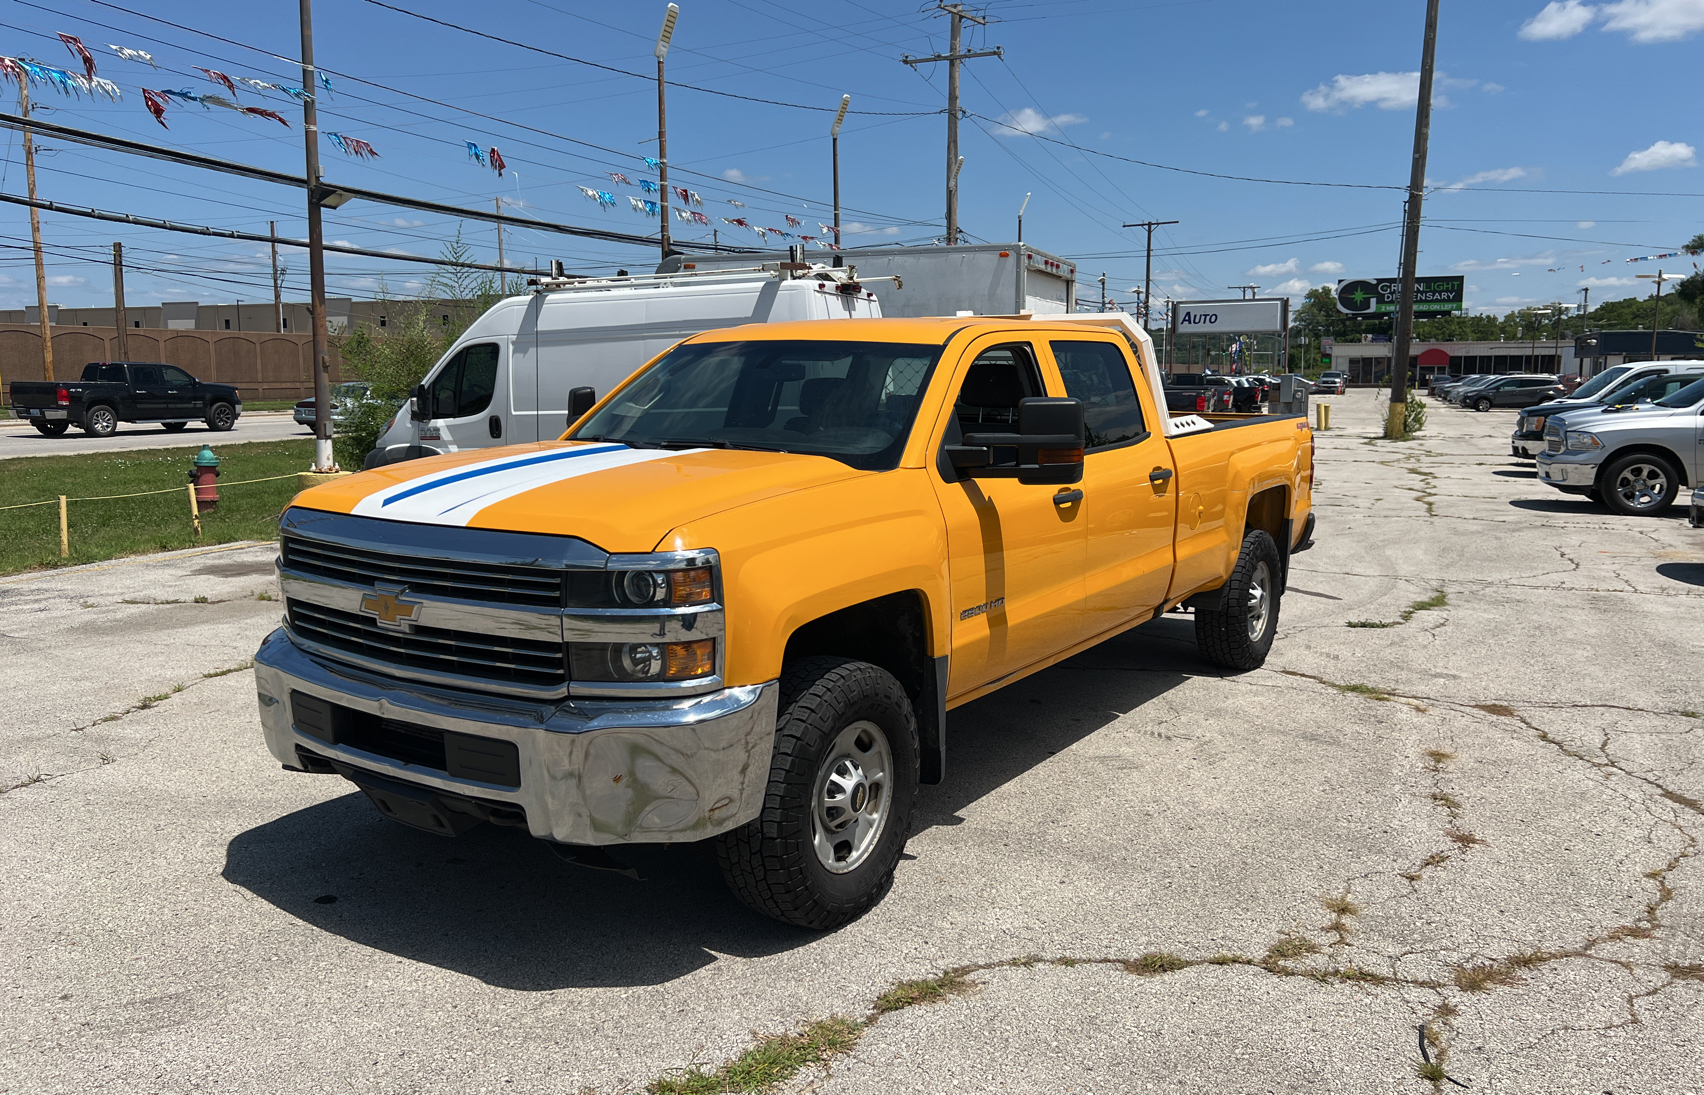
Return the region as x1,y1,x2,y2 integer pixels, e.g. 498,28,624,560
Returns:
1436,373,1491,401
255,314,1317,928
1511,367,1704,457
1459,375,1565,411
1162,371,1219,413
1691,485,1704,529
1557,374,1585,394
1536,376,1704,515
1315,371,1345,394
1427,374,1463,398
294,382,373,428
10,362,241,437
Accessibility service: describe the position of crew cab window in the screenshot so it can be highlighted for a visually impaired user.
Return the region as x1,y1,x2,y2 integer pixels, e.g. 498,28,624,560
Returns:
429,343,499,418
161,366,195,385
1052,340,1146,449
86,364,127,382
131,365,162,385
572,339,941,471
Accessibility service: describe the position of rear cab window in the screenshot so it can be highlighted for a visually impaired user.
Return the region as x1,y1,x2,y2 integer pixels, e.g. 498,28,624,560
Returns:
1050,340,1147,449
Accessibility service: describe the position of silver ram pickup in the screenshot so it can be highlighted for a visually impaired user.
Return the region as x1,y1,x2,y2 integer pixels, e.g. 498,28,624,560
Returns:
1536,375,1704,516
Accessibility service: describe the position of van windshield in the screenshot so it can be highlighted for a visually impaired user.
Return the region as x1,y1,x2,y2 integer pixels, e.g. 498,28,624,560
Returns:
1571,365,1632,401
570,339,943,471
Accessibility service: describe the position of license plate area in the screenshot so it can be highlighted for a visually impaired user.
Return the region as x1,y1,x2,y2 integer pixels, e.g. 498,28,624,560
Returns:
290,690,521,788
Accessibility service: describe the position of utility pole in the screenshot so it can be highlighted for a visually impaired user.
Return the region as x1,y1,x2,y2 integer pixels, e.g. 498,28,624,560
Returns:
1636,269,1680,360
19,80,54,381
494,197,505,290
112,242,129,360
902,4,1000,246
831,94,849,241
300,0,333,471
1228,284,1260,299
1388,0,1441,439
1015,192,1030,313
1123,219,1177,329
270,219,283,332
1099,272,1107,312
655,3,678,261
1578,285,1589,318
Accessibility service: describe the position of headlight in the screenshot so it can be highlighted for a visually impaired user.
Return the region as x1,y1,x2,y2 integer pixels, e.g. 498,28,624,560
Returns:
566,554,718,609
570,638,716,681
1565,431,1603,451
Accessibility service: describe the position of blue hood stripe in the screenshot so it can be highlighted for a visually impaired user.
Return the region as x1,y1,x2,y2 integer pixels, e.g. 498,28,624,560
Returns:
380,444,627,507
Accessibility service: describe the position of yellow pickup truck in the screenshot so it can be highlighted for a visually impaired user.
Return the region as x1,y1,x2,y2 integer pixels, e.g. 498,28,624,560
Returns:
255,314,1314,928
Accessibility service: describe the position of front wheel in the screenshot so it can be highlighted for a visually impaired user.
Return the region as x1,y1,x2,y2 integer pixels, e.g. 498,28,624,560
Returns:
1599,453,1680,516
1474,397,1493,412
83,404,117,437
715,657,918,930
1195,529,1282,671
205,402,236,431
32,420,68,437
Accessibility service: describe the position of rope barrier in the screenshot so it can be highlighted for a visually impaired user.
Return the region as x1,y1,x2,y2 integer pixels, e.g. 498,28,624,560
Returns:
2,471,305,508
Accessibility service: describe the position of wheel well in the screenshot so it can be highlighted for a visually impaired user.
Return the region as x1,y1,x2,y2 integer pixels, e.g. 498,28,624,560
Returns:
1598,446,1691,487
1245,485,1288,544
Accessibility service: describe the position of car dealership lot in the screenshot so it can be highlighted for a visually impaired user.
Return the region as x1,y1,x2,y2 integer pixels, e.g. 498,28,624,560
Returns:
1,410,305,458
2,389,1700,1094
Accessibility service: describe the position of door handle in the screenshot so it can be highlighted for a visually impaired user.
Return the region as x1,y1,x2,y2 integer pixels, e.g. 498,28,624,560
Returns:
1149,468,1174,483
488,415,503,439
1053,489,1083,507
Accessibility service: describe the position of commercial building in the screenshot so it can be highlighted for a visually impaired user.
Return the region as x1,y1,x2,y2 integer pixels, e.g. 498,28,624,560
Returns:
1325,338,1577,386
1572,330,1704,375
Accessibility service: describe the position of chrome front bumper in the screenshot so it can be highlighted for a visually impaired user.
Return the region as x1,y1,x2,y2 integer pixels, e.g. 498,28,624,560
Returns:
254,629,778,845
1535,454,1599,488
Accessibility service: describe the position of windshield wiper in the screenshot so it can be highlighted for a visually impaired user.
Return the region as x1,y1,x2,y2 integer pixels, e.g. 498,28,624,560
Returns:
577,434,664,449
649,437,792,453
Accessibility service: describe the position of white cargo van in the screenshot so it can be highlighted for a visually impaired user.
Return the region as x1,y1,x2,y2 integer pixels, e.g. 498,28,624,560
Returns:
365,263,886,466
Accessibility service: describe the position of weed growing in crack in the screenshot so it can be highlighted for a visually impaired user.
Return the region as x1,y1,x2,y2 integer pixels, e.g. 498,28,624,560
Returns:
1443,828,1485,848
97,752,115,765
1126,952,1191,975
1680,710,1700,719
1432,1001,1459,1019
137,693,171,709
872,970,973,1014
1401,592,1448,622
1667,963,1704,981
1347,620,1398,628
1452,962,1524,993
3,772,48,793
1322,891,1364,945
1430,792,1462,813
78,600,97,609
256,591,277,602
1264,935,1323,965
1338,682,1395,701
1205,953,1247,965
1415,1058,1448,1084
647,1016,862,1095
202,659,254,679
192,595,209,604
1423,748,1456,768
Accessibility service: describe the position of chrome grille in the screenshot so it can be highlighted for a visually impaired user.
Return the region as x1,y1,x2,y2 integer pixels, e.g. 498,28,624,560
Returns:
288,601,567,688
1546,436,1563,453
282,535,562,608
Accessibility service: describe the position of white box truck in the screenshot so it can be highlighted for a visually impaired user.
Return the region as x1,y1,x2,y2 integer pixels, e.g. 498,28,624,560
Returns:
365,263,885,466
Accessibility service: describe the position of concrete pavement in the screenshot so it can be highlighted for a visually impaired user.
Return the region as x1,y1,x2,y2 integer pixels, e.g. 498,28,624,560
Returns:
1,390,1699,1094
1,410,308,458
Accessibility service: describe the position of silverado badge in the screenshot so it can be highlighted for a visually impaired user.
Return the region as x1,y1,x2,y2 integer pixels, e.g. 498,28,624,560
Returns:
360,587,422,631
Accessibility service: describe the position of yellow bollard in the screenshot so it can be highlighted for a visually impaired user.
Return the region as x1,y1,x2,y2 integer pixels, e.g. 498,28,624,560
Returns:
1316,403,1331,431
58,495,68,558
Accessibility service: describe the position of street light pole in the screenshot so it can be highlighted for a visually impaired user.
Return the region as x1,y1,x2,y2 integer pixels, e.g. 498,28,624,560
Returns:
831,94,849,243
655,3,679,262
1635,270,1678,360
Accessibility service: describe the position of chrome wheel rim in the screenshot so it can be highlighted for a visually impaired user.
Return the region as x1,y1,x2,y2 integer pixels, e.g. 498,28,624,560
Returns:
811,720,893,874
91,407,115,433
1246,560,1272,641
1614,463,1668,510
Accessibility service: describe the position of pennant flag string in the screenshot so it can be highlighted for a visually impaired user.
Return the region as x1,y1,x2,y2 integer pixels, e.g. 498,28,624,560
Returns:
106,44,156,68
0,56,119,101
318,72,334,96
608,171,630,185
1626,252,1681,263
140,87,168,128
325,132,379,159
690,190,703,207
194,67,238,96
57,33,96,82
465,141,487,167
200,93,240,111
727,199,745,208
673,186,689,203
673,207,694,222
643,156,661,170
785,215,801,228
241,106,289,127
489,147,506,177
691,211,710,225
639,179,659,194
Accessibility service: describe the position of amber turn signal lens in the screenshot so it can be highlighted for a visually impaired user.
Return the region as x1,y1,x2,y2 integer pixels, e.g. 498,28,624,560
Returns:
1038,446,1084,465
668,567,715,604
664,638,716,679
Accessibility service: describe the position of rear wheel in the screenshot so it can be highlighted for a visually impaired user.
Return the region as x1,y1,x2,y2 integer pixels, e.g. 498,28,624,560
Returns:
205,402,236,431
1474,397,1493,412
1599,453,1680,516
1195,529,1282,671
83,404,117,437
31,420,68,437
162,421,189,432
715,656,918,930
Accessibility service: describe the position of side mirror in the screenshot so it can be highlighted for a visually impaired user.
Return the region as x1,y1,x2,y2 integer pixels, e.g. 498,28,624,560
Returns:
410,384,427,421
568,386,597,420
946,397,1085,486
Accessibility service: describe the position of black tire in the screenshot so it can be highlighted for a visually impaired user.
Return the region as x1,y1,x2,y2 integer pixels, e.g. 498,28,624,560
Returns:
1474,397,1493,412
715,656,918,930
84,404,117,437
31,420,68,437
162,421,189,432
1598,453,1680,517
205,402,236,431
1195,529,1282,671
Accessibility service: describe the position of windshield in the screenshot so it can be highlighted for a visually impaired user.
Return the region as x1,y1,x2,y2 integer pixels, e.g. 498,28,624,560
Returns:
332,383,368,400
570,339,943,471
1654,376,1704,409
1571,366,1632,401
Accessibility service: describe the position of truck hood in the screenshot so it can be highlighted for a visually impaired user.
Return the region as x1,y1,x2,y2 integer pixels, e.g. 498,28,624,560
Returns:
292,441,868,553
1550,402,1687,431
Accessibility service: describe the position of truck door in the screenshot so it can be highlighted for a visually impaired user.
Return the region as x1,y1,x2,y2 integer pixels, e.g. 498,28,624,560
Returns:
929,339,1085,698
159,365,201,419
128,364,168,420
1045,338,1177,638
425,343,502,451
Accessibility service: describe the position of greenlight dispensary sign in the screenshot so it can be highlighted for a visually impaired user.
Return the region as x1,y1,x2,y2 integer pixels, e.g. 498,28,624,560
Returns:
1335,276,1464,315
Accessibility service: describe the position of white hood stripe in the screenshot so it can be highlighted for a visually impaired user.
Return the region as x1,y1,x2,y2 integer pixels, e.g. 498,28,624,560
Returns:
351,443,704,527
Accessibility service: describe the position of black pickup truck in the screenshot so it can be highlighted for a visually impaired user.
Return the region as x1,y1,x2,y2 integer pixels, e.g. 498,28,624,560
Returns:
10,362,242,437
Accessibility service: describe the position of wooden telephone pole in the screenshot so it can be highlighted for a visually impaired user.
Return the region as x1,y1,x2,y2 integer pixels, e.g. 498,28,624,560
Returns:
19,80,54,381
112,242,129,360
1123,219,1178,329
1387,0,1441,439
902,4,1001,245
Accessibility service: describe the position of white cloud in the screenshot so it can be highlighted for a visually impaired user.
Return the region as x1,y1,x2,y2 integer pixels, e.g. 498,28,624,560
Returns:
1439,166,1529,192
1276,116,1294,127
842,222,901,236
1194,108,1209,117
1482,81,1506,92
1216,120,1228,132
1578,276,1638,286
1248,258,1299,277
1270,277,1316,296
45,275,85,287
390,217,424,228
1494,295,1534,304
1310,261,1345,274
1451,251,1557,272
1098,131,1111,139
382,247,416,256
330,239,355,247
1519,0,1597,38
722,168,768,184
1303,71,1425,111
1611,139,1697,174
1243,115,1266,131
1577,220,1596,228
1600,0,1704,41
995,107,1088,137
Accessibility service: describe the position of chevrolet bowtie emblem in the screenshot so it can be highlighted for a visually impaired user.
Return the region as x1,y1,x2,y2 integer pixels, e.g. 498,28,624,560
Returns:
360,588,422,630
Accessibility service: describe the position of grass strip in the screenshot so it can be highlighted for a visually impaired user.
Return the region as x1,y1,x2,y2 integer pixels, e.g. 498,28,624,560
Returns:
0,439,310,575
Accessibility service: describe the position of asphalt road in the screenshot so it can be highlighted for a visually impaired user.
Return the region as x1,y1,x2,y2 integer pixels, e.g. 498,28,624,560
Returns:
0,410,308,458
1,390,1700,1094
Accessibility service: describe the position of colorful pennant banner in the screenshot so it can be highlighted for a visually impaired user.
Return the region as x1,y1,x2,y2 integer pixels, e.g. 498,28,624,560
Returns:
326,132,379,159
107,44,155,67
140,87,168,127
608,171,630,185
785,215,801,228
639,179,659,194
58,33,96,81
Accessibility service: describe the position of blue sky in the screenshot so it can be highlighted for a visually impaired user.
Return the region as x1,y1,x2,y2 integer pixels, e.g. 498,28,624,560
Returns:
1,0,1699,319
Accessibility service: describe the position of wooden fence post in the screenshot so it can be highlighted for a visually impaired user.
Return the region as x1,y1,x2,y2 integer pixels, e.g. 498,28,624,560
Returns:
58,495,68,557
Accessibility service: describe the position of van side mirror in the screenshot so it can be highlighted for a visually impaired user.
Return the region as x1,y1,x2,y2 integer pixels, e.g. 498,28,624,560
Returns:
411,384,427,421
568,386,597,420
946,397,1086,486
